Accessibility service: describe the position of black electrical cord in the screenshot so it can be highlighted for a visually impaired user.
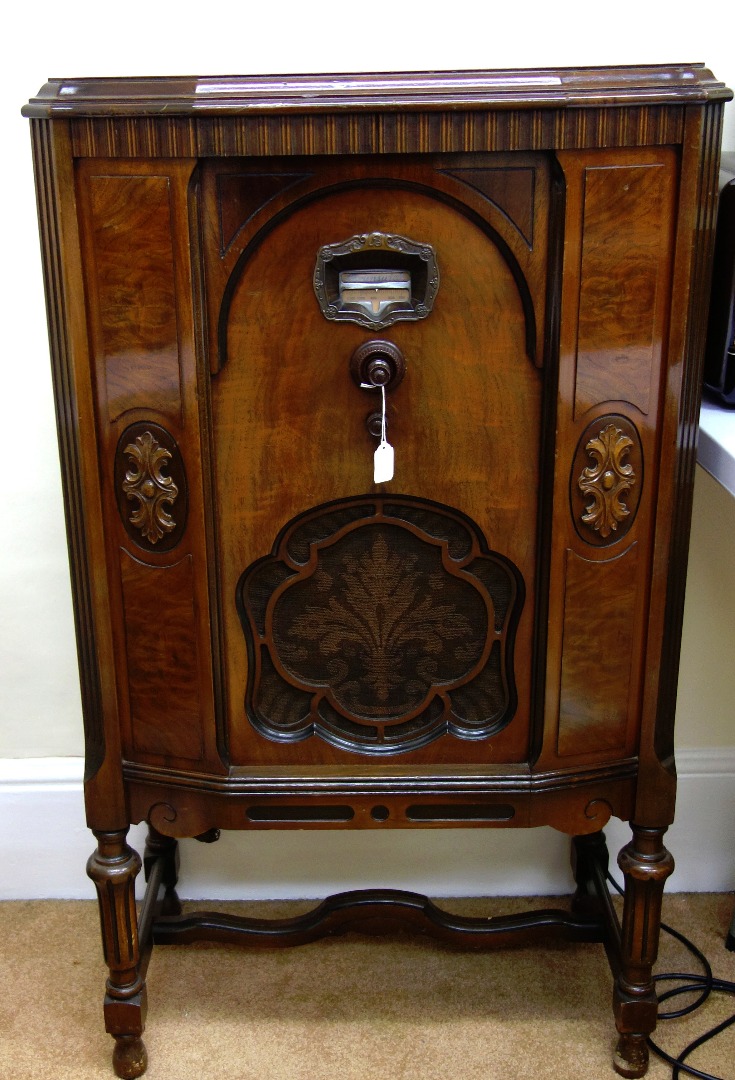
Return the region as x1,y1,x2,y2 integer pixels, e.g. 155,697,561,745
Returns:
606,872,735,1080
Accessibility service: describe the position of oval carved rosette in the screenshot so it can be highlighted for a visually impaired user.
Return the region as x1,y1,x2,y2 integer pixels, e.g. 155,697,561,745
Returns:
114,422,188,552
571,416,643,547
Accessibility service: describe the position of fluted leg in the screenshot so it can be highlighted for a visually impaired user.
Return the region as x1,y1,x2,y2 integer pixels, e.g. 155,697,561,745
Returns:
87,830,148,1078
613,825,674,1078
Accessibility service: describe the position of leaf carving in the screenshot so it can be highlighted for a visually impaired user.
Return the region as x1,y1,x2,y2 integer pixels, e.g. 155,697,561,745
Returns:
578,424,636,539
121,431,179,544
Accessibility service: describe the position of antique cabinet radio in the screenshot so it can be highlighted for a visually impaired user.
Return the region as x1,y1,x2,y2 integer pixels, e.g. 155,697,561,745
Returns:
23,65,731,1078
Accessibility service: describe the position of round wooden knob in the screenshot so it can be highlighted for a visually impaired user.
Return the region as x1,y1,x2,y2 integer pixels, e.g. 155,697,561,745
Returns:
366,411,385,437
366,357,392,386
350,339,406,391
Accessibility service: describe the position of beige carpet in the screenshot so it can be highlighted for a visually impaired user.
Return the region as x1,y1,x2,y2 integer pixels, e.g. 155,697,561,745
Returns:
0,894,733,1080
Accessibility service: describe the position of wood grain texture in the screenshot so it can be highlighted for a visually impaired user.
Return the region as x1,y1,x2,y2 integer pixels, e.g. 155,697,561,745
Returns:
210,172,546,768
557,546,639,758
72,158,224,777
80,172,182,424
120,552,204,761
87,829,148,1078
539,146,677,783
439,166,536,245
201,154,551,374
23,67,730,168
123,762,639,838
613,825,675,1077
574,160,674,418
216,170,311,254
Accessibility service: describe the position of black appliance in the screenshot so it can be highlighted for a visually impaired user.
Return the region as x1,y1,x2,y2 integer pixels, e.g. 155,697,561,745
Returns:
704,151,735,405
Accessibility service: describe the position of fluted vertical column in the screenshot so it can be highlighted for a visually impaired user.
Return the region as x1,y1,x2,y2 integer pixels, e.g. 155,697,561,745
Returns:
613,825,674,1078
87,830,147,1079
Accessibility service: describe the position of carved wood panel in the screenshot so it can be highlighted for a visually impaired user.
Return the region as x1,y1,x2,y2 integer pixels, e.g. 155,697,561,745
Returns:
540,146,678,772
74,158,223,774
237,497,523,754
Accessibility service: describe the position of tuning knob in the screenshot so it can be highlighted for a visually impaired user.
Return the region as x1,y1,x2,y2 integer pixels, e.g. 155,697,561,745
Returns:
350,339,406,392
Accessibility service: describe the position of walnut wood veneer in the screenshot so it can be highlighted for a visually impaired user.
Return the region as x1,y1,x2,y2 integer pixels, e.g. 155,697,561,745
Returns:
24,65,732,1077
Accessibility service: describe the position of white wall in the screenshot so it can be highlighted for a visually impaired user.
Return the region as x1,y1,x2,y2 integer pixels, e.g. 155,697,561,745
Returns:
1,2,734,896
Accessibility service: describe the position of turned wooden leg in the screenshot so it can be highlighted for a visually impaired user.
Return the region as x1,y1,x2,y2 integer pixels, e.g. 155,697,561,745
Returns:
613,825,674,1078
144,825,182,917
87,829,148,1079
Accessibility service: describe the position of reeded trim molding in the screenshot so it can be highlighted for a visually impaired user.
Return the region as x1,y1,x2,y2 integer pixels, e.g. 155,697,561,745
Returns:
64,106,690,159
655,101,726,764
29,119,105,781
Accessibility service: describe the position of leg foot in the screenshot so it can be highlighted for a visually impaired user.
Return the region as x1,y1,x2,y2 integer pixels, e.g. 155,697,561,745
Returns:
112,1035,148,1079
613,1032,649,1078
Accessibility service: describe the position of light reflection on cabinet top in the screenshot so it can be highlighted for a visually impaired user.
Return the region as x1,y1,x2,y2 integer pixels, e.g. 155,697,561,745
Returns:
22,64,732,118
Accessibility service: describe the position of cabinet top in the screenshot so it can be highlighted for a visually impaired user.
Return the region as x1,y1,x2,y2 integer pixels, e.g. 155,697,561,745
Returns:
22,64,732,118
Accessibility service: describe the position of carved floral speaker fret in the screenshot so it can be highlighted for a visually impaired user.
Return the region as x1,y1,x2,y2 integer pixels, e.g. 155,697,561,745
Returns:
114,422,188,552
571,416,643,546
236,497,524,753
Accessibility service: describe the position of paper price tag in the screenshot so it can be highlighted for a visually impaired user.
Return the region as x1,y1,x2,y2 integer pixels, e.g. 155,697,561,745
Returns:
374,440,394,483
373,383,394,483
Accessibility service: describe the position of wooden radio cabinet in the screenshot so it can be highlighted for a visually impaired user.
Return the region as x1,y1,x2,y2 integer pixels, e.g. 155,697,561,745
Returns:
23,65,732,1078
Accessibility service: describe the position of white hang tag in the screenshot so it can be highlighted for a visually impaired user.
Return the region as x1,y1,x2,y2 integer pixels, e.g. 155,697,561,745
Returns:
374,439,394,483
373,384,394,483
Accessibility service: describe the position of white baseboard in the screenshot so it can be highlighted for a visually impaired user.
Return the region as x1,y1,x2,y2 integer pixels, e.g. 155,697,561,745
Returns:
1,752,733,900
